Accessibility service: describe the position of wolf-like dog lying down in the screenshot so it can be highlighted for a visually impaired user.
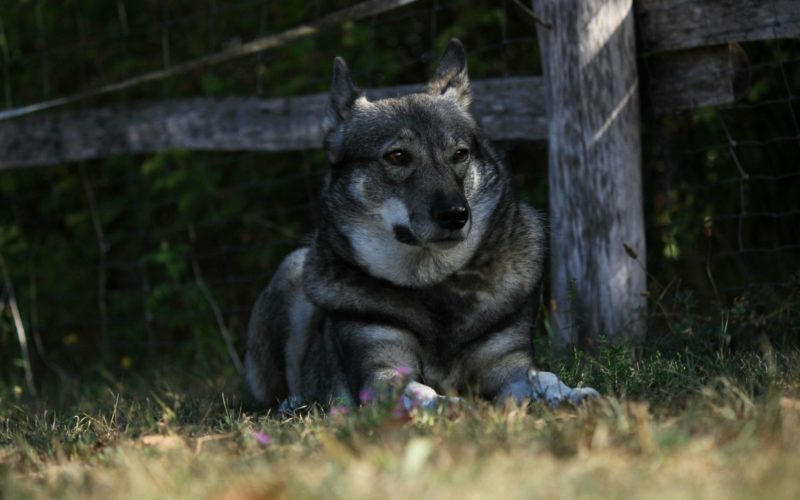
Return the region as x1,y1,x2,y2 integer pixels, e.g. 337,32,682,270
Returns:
245,39,598,413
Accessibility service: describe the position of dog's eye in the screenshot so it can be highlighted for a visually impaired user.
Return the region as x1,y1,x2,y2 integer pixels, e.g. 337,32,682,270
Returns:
384,150,410,166
452,148,470,163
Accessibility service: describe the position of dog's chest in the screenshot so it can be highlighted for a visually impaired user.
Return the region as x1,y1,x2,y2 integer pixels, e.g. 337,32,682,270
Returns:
419,272,503,339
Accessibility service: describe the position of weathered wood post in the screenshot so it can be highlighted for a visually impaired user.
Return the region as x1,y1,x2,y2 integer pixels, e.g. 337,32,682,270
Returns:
532,0,647,349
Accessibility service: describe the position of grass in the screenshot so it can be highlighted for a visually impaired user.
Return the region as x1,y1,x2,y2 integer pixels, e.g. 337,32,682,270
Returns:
2,353,799,500
2,288,800,499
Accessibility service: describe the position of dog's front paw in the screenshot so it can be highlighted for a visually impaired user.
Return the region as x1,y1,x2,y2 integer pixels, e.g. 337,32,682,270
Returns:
278,395,305,416
527,369,600,407
402,381,462,411
566,386,601,405
496,370,600,407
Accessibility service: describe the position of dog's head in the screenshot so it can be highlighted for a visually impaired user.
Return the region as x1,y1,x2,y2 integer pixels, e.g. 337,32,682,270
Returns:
320,39,503,286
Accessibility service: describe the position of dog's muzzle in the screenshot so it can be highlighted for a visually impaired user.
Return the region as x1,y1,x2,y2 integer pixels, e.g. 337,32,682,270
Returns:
392,197,471,247
431,202,470,231
393,224,468,248
432,205,469,230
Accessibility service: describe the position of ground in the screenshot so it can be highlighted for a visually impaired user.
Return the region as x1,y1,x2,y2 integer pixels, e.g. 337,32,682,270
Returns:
2,341,799,500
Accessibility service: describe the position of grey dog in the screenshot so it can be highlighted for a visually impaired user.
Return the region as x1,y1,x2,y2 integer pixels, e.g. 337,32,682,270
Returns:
245,39,598,412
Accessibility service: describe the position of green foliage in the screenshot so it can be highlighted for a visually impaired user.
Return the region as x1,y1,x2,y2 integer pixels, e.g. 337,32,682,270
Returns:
0,0,547,380
643,41,800,302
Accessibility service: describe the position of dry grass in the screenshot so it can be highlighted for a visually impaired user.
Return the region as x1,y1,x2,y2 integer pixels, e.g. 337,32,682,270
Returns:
2,351,800,500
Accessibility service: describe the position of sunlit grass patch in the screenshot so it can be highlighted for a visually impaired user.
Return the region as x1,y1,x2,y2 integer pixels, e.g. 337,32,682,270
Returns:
2,285,800,499
2,353,800,500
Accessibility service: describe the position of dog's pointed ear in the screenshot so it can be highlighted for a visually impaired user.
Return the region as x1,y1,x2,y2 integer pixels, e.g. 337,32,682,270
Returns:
327,57,362,124
324,57,363,164
427,39,470,109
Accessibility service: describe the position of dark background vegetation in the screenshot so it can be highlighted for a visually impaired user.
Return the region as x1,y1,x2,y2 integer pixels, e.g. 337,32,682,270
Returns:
0,0,798,391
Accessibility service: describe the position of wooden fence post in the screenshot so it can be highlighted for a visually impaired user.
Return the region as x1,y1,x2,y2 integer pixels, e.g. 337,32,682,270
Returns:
532,0,647,349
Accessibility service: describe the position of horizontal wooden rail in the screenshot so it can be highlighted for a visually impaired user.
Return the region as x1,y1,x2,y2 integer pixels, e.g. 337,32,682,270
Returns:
2,1,797,167
0,77,547,169
643,45,741,113
637,0,800,54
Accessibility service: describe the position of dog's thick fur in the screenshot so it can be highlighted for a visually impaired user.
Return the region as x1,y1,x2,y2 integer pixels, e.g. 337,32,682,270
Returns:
245,40,597,411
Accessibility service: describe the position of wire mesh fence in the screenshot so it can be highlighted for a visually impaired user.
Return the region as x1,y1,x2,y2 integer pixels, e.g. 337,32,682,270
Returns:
0,1,798,385
0,0,548,377
642,40,800,301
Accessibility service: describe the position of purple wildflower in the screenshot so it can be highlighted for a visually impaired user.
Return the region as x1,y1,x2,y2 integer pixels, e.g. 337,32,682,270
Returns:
252,431,272,447
358,387,375,404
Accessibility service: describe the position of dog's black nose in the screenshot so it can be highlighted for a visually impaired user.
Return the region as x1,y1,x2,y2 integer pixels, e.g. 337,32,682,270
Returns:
432,204,469,230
